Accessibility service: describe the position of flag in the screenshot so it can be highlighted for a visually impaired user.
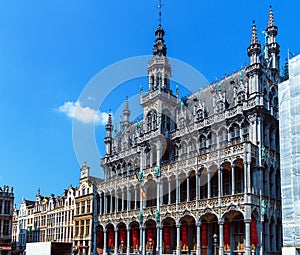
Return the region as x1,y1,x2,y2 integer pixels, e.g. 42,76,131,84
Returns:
141,186,146,200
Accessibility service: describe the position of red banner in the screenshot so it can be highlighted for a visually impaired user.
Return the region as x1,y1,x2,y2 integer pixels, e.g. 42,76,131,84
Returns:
97,231,104,247
120,229,127,245
201,223,207,246
132,228,139,247
224,222,230,246
163,226,170,246
108,229,114,248
181,225,188,247
250,220,259,246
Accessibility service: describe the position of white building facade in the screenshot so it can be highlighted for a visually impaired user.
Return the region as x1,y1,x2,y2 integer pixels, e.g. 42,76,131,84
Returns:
96,7,282,255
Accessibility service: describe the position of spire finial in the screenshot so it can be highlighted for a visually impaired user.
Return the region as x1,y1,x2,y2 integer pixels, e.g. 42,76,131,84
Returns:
157,0,163,26
268,5,274,27
125,96,129,111
107,109,112,124
251,21,258,45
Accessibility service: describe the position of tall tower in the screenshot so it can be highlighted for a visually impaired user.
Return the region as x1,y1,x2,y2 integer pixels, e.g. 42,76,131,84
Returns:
147,25,172,93
246,21,262,95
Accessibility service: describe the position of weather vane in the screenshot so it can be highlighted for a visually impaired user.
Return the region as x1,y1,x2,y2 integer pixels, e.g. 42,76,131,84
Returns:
157,0,164,26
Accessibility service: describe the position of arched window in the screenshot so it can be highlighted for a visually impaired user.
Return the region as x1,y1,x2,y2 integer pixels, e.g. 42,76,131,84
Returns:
242,121,249,141
219,128,228,148
147,110,157,132
230,124,240,145
208,132,217,151
199,135,206,154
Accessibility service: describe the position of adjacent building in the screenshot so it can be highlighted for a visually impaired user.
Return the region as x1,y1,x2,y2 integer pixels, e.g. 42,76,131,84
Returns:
279,53,300,255
0,185,14,255
73,163,103,255
96,7,281,255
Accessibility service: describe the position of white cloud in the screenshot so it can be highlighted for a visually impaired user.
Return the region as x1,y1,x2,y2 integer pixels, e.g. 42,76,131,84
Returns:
58,101,110,125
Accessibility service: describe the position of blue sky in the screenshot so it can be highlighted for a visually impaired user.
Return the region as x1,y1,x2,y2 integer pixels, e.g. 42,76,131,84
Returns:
0,0,299,206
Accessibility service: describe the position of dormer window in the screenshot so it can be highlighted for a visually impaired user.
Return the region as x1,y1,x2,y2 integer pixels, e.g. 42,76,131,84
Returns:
237,91,246,105
196,109,204,122
216,100,225,113
147,110,157,132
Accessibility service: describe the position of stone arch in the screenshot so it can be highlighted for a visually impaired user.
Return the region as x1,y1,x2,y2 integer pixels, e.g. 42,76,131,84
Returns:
129,221,140,251
162,217,177,254
200,212,219,253
145,219,157,250
223,210,245,253
106,223,115,250
179,215,196,252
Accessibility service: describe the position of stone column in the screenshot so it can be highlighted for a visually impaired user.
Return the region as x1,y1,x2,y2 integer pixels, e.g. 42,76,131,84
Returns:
245,220,251,255
100,194,103,214
219,220,224,255
207,170,211,199
114,228,118,255
176,176,180,204
157,222,161,255
115,192,118,213
104,193,107,214
168,179,171,204
231,164,235,195
127,189,131,211
122,190,125,211
218,166,223,197
134,187,137,210
103,229,107,255
159,224,163,255
176,223,181,255
142,225,146,255
196,222,201,255
127,227,131,255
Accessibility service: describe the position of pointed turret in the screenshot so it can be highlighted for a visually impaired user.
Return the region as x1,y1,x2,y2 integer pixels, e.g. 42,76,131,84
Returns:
123,97,130,128
246,21,263,96
104,111,113,156
266,6,280,70
247,21,261,65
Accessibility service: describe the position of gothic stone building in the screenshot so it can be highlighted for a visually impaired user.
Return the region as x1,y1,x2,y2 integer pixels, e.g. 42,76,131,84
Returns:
96,8,281,255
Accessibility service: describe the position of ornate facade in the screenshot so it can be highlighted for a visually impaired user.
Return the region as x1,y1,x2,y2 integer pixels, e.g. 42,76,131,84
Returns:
73,164,102,255
12,187,76,254
97,7,281,255
0,185,14,255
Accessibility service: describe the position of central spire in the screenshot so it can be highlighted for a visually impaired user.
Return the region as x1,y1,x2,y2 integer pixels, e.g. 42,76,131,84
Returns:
153,1,167,56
